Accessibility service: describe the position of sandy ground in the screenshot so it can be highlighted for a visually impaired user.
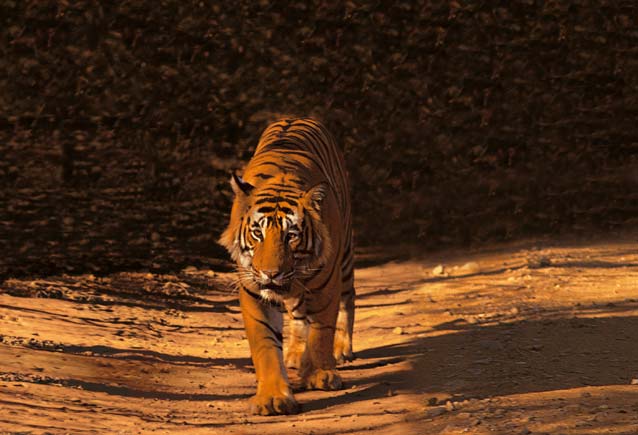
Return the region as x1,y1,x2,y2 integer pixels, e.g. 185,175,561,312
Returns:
1,233,638,435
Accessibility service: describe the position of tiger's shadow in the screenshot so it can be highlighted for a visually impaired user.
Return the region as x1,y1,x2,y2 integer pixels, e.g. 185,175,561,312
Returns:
296,301,638,414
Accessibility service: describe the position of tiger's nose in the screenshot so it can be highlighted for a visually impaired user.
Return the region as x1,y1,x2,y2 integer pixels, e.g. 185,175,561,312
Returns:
260,270,283,281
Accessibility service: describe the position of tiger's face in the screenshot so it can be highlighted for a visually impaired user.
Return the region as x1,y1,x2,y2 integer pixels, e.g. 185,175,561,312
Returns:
241,200,306,294
220,173,331,302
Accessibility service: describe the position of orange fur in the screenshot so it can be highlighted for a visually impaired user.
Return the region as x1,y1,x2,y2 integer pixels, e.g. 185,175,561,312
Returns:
219,117,355,415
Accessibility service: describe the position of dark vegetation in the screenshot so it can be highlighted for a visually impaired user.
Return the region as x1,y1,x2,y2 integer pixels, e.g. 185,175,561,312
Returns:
1,1,637,277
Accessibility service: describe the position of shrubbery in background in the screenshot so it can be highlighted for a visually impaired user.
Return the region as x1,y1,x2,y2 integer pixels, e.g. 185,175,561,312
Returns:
2,1,637,277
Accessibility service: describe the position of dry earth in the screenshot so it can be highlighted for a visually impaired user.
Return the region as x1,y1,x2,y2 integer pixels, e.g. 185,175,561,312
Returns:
1,233,638,435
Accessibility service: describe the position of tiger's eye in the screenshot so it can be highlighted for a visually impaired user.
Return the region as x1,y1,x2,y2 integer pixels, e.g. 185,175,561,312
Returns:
286,232,299,243
252,229,263,240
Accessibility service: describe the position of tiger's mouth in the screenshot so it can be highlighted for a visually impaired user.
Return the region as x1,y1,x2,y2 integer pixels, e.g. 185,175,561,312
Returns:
258,283,292,305
259,282,290,294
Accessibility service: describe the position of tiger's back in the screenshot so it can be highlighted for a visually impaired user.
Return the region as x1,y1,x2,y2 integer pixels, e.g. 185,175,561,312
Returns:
254,118,351,222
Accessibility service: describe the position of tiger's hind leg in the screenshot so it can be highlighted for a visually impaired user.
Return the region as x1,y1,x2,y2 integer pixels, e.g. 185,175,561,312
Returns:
334,282,355,364
284,289,309,369
285,318,308,369
334,242,355,365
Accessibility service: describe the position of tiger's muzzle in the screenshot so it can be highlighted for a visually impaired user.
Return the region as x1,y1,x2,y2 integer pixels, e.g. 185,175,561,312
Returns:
253,268,294,294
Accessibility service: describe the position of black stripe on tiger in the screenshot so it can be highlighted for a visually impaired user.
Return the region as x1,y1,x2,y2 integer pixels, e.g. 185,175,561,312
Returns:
341,269,354,283
252,316,284,344
254,173,273,179
254,196,299,206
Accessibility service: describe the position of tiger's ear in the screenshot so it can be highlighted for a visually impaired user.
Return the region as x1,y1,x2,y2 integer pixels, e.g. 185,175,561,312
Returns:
230,172,254,196
303,183,328,214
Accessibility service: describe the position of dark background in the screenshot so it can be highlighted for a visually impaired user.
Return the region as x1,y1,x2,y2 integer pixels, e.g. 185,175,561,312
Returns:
1,0,637,278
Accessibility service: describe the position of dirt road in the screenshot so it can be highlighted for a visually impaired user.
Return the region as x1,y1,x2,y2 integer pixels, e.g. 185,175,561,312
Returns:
2,233,638,434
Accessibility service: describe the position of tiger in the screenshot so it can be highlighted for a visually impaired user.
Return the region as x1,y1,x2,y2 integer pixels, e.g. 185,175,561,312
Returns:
219,117,355,415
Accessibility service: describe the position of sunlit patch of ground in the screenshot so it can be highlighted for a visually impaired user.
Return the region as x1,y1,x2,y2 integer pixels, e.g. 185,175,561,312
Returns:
1,232,637,434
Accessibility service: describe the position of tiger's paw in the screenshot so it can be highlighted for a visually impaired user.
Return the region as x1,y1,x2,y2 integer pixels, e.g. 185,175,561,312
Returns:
304,369,343,391
334,349,355,365
248,393,300,416
333,333,354,365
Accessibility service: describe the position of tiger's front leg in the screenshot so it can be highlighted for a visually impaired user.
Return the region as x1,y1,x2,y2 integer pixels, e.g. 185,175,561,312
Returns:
300,292,343,391
239,287,300,415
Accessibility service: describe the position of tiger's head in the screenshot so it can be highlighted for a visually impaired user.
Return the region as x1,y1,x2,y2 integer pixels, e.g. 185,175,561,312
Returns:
219,172,332,302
